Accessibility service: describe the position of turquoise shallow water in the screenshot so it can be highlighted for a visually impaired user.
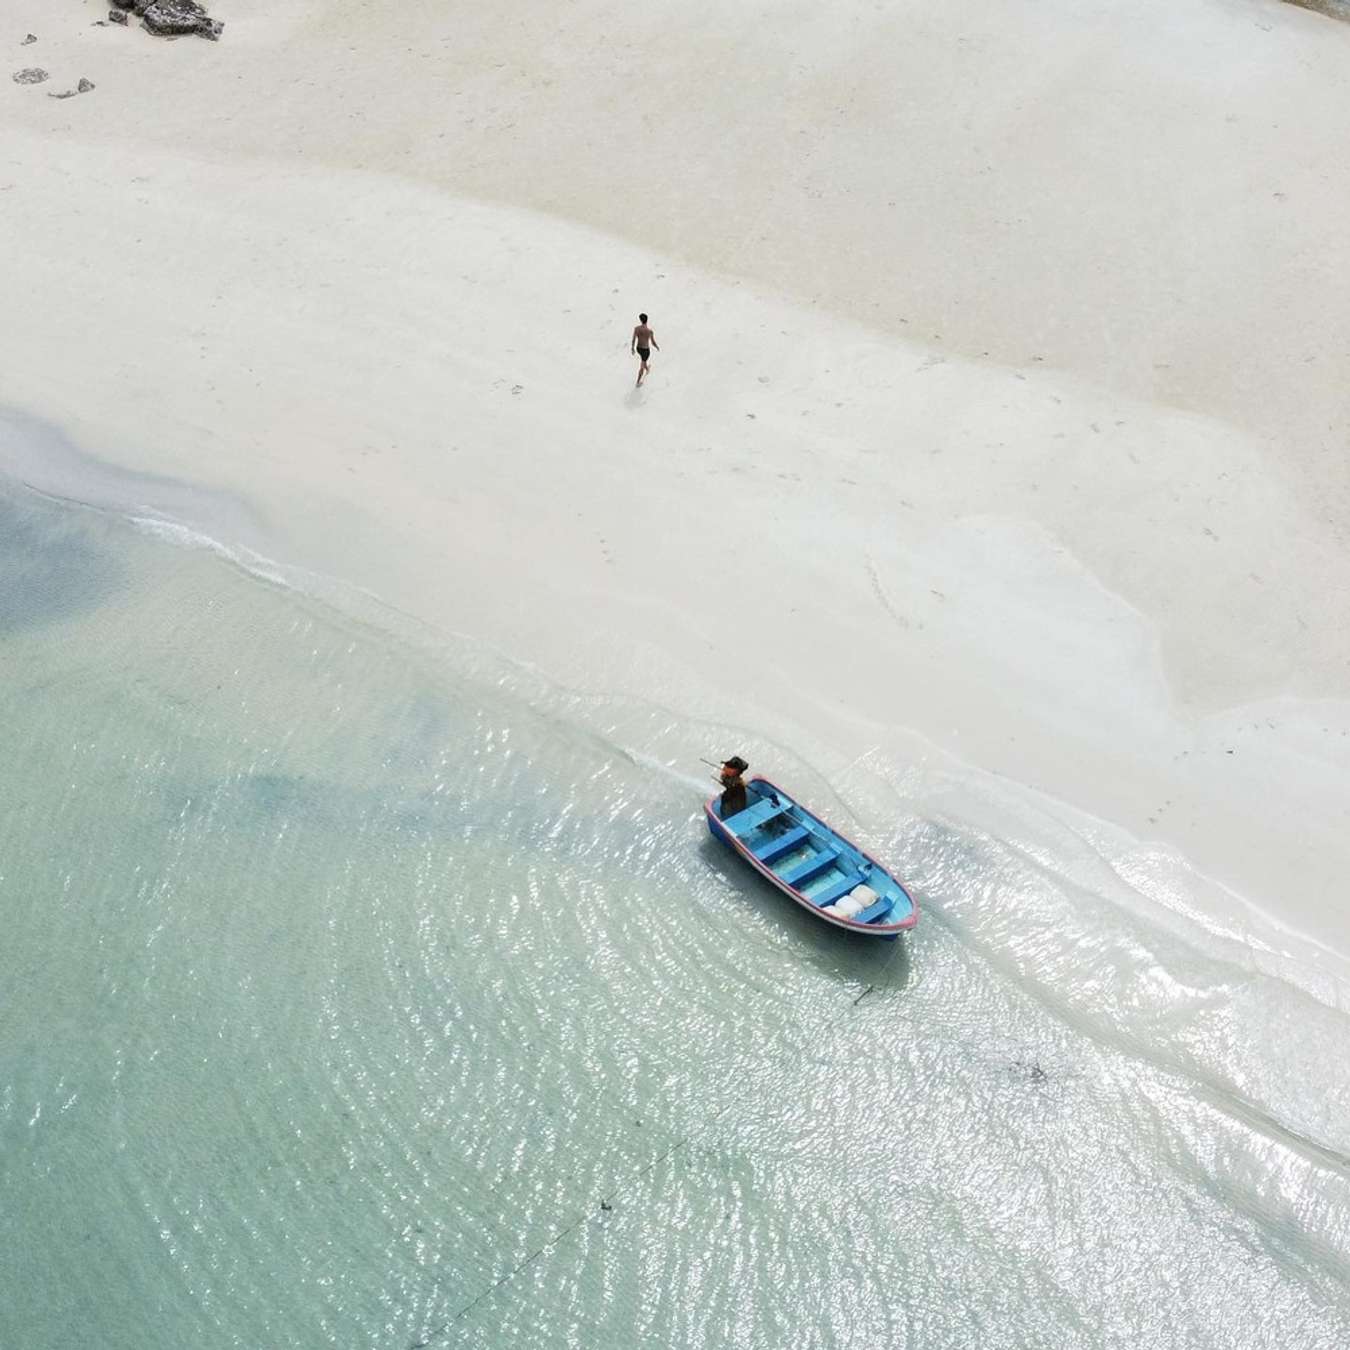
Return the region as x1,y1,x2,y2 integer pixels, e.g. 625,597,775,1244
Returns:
3,481,1350,1349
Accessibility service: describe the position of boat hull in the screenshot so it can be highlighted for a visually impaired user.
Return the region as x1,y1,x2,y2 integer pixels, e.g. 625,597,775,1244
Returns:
705,776,917,938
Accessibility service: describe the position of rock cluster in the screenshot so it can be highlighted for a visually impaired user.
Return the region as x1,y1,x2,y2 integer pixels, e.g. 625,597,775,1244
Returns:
110,0,223,40
12,67,49,84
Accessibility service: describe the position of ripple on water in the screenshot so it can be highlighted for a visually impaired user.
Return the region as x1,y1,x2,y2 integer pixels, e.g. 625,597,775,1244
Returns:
2,486,1349,1349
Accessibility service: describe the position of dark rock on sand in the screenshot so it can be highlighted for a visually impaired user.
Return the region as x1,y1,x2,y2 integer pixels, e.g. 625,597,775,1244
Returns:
22,34,37,45
109,9,128,23
12,67,48,84
148,0,223,39
110,0,222,39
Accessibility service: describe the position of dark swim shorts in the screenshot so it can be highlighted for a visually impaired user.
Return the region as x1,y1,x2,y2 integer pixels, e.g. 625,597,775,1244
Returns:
636,347,651,361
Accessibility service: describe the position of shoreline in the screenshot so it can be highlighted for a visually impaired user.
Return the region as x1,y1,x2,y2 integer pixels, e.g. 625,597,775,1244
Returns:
4,0,1349,987
6,449,1350,1012
8,462,1350,1349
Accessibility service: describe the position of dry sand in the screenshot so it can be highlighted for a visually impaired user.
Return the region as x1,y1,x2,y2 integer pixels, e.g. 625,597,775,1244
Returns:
4,0,1350,982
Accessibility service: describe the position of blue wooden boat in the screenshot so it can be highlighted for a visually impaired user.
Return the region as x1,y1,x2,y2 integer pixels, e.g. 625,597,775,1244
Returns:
705,776,918,937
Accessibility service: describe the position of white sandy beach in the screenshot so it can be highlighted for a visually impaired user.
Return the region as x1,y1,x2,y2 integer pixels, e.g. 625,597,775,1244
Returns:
4,0,1350,980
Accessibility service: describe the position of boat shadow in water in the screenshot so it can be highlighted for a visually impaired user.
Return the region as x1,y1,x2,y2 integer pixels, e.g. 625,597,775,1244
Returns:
698,837,912,995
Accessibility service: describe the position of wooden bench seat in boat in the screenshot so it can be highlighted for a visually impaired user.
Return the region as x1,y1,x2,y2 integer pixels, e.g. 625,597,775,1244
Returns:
809,873,864,908
752,825,810,863
804,874,858,907
779,849,839,888
852,895,895,924
722,797,789,836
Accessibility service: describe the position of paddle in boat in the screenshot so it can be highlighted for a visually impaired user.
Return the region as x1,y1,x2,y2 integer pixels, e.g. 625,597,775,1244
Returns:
704,756,918,938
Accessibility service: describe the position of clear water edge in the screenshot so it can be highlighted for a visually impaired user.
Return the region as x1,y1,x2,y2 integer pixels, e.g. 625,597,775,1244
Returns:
2,478,1349,1348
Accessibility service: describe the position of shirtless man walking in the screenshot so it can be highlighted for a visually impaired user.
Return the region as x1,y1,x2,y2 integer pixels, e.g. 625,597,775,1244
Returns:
631,313,659,387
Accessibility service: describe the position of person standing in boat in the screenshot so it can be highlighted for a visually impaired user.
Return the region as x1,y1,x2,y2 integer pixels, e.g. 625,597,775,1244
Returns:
718,756,749,818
